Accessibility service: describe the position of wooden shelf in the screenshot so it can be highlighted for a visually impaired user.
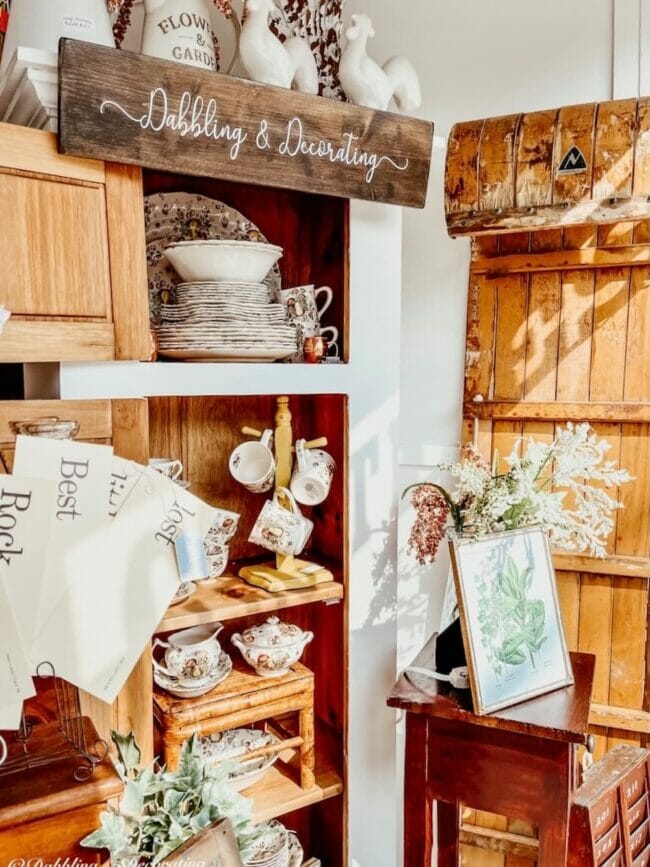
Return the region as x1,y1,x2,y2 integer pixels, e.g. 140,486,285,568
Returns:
158,574,344,631
249,761,343,825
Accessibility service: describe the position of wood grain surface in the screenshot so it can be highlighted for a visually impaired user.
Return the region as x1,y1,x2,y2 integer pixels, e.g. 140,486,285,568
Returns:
59,39,433,209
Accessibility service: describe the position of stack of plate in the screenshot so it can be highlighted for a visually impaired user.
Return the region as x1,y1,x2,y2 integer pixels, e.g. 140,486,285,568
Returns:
156,280,297,363
0,48,57,131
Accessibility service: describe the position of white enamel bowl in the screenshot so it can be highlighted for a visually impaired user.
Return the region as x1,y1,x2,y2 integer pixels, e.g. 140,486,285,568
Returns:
164,241,283,284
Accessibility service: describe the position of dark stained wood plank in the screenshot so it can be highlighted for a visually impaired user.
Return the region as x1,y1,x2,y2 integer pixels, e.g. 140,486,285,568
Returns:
58,40,433,209
388,634,594,745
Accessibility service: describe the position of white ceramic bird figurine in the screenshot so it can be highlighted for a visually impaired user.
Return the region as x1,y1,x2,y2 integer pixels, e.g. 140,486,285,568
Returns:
239,0,319,94
340,13,422,113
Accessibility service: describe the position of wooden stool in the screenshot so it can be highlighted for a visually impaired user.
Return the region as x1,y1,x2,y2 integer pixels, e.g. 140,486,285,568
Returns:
0,718,122,862
570,745,650,867
154,660,315,789
388,634,595,867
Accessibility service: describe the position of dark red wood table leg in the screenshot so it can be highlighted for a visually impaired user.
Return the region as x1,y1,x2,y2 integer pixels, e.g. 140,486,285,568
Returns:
437,800,460,867
404,714,433,867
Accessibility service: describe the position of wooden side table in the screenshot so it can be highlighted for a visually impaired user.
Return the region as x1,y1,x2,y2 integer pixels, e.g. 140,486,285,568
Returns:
388,635,595,867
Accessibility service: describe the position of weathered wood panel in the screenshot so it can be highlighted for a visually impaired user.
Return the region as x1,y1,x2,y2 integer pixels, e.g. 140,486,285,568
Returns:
458,216,650,867
445,97,650,235
58,39,433,209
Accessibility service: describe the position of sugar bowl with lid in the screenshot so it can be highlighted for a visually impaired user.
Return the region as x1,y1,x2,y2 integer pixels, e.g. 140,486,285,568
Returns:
231,616,313,678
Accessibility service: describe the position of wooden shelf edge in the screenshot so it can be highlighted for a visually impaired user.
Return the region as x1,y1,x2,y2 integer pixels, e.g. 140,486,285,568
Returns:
553,551,650,579
589,703,650,735
0,320,115,362
158,574,344,631
249,762,343,825
459,823,538,860
464,400,650,423
472,243,650,276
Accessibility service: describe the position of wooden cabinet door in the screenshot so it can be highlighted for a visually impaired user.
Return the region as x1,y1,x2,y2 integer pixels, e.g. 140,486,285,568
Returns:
0,398,153,762
0,124,151,362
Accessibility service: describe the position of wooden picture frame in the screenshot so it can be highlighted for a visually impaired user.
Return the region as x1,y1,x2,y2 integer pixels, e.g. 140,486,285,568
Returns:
449,526,574,715
159,818,243,867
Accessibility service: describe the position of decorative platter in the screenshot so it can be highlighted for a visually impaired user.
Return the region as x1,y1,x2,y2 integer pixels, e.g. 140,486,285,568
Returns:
144,193,282,326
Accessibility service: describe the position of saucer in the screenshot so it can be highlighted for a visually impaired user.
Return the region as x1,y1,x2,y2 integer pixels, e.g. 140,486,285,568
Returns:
153,651,232,698
170,581,196,606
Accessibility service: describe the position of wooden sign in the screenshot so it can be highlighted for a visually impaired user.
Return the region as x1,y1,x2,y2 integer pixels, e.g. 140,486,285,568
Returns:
58,40,433,209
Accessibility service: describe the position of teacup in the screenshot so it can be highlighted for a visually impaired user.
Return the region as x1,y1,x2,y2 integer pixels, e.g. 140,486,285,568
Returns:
304,334,338,364
290,440,336,506
279,284,335,361
149,457,183,480
248,487,313,556
203,540,230,580
229,430,275,493
205,508,240,544
153,623,223,682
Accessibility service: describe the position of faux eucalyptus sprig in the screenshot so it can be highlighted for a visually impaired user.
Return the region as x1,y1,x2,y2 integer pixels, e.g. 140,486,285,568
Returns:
81,731,264,865
406,422,633,564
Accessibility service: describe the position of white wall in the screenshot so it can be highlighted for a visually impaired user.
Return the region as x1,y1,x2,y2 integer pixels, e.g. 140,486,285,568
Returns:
344,1,633,863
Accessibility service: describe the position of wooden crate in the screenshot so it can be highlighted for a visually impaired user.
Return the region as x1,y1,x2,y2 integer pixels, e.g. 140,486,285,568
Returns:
0,122,150,362
446,99,650,867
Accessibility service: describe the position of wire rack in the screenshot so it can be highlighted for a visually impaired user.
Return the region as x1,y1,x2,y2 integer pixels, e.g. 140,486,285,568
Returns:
0,663,108,782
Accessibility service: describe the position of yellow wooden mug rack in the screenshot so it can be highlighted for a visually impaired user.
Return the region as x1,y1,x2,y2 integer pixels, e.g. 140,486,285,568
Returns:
238,395,335,593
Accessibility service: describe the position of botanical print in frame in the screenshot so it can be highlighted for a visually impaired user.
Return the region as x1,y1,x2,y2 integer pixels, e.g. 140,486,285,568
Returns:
449,527,574,716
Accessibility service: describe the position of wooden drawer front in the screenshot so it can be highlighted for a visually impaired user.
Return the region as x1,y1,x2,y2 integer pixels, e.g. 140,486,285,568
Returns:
591,789,618,838
602,848,625,867
0,173,111,317
594,823,620,864
634,844,650,867
625,764,649,807
629,795,649,832
632,819,650,858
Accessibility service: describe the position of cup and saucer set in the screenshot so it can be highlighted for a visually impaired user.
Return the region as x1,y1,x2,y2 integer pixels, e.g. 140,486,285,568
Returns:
152,623,232,699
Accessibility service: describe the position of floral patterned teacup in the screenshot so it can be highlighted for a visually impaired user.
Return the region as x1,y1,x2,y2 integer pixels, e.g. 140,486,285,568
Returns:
248,487,313,556
149,457,183,480
229,430,275,494
279,284,335,361
290,440,336,506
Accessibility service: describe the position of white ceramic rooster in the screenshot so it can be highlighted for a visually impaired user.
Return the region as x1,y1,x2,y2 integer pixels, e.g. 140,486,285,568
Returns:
239,0,319,94
340,13,422,113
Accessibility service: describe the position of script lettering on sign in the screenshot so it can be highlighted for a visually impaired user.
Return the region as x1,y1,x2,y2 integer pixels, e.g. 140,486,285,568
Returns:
98,87,410,185
59,40,433,208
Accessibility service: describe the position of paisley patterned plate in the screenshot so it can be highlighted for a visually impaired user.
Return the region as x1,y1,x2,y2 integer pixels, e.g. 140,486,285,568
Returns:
144,193,282,326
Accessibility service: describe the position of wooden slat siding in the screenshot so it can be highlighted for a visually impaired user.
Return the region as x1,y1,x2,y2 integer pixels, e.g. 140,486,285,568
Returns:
557,571,581,649
553,552,650,579
633,99,650,196
578,572,614,760
473,244,650,275
515,109,557,208
478,115,520,212
556,256,596,402
466,263,498,401
445,119,484,215
592,100,637,201
465,401,650,423
493,234,528,402
104,163,152,361
553,103,597,205
523,231,562,401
